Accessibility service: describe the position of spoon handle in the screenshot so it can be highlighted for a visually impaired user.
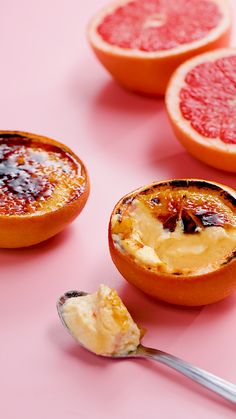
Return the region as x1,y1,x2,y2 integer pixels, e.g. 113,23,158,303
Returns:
136,345,236,404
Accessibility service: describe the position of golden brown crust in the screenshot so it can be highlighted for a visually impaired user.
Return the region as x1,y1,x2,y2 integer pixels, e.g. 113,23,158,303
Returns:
109,179,236,306
116,181,236,233
0,131,90,247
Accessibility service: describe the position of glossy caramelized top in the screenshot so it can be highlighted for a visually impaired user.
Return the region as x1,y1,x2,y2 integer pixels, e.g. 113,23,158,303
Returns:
117,181,236,234
112,181,236,275
0,136,86,216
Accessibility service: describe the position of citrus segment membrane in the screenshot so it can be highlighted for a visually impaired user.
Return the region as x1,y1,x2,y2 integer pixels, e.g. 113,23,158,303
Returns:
180,55,236,144
97,0,222,52
0,136,85,216
111,182,236,276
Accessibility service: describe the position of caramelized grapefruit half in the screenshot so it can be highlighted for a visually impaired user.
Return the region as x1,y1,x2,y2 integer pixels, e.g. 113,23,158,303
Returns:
0,131,89,247
88,0,231,96
109,179,236,306
166,48,236,172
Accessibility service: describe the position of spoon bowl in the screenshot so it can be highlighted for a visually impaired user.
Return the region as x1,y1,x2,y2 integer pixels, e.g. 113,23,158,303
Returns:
57,290,236,404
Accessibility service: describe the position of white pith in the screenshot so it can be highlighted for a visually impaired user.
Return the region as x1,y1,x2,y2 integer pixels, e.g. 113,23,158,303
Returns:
166,48,236,153
88,0,231,59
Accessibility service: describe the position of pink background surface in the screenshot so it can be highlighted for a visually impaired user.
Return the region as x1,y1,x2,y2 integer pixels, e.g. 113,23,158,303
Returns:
1,1,236,418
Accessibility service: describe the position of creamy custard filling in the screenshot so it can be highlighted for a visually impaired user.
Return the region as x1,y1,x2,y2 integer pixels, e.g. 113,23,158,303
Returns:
112,194,236,276
62,284,141,356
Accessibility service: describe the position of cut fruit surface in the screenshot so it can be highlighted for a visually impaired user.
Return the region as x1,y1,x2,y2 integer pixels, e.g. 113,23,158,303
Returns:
0,131,90,247
97,0,222,52
109,179,236,306
88,0,231,95
166,49,236,172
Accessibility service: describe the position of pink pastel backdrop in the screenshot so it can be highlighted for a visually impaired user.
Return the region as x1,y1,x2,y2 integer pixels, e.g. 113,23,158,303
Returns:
1,1,236,418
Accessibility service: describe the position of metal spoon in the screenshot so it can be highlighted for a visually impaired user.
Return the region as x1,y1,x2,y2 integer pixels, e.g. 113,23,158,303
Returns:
57,290,236,405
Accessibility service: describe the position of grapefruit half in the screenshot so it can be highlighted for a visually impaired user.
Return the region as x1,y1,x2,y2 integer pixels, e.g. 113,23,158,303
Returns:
166,48,236,172
0,131,90,247
109,179,236,306
88,0,231,96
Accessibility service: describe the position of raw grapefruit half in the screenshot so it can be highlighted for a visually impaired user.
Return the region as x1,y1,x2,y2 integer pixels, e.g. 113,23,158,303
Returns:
166,48,236,172
88,0,231,96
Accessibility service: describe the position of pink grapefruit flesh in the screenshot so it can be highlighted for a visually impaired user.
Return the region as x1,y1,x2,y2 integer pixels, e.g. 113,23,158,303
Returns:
180,56,236,144
97,0,222,52
88,0,231,95
166,49,236,172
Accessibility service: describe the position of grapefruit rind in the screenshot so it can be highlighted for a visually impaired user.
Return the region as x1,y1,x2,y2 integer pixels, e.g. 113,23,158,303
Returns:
88,0,231,95
0,131,90,248
109,179,236,306
166,48,236,172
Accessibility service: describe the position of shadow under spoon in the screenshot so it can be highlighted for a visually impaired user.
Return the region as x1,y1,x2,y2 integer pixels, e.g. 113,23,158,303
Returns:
57,290,236,405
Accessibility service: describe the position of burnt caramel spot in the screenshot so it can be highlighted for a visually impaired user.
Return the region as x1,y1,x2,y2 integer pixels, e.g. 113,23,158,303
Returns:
220,191,236,207
151,197,160,205
168,180,188,188
0,144,51,200
122,197,135,205
181,209,199,234
159,214,178,232
222,250,236,266
0,136,83,216
195,210,227,227
138,180,235,234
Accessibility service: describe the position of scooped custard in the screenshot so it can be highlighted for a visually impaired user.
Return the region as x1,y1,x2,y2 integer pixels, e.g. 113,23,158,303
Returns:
62,284,141,356
0,135,86,216
111,181,236,276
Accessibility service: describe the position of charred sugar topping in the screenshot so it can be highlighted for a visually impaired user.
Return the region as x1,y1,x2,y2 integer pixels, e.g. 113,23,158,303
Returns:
122,184,236,234
0,136,86,216
116,189,235,235
150,197,160,205
112,181,236,275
